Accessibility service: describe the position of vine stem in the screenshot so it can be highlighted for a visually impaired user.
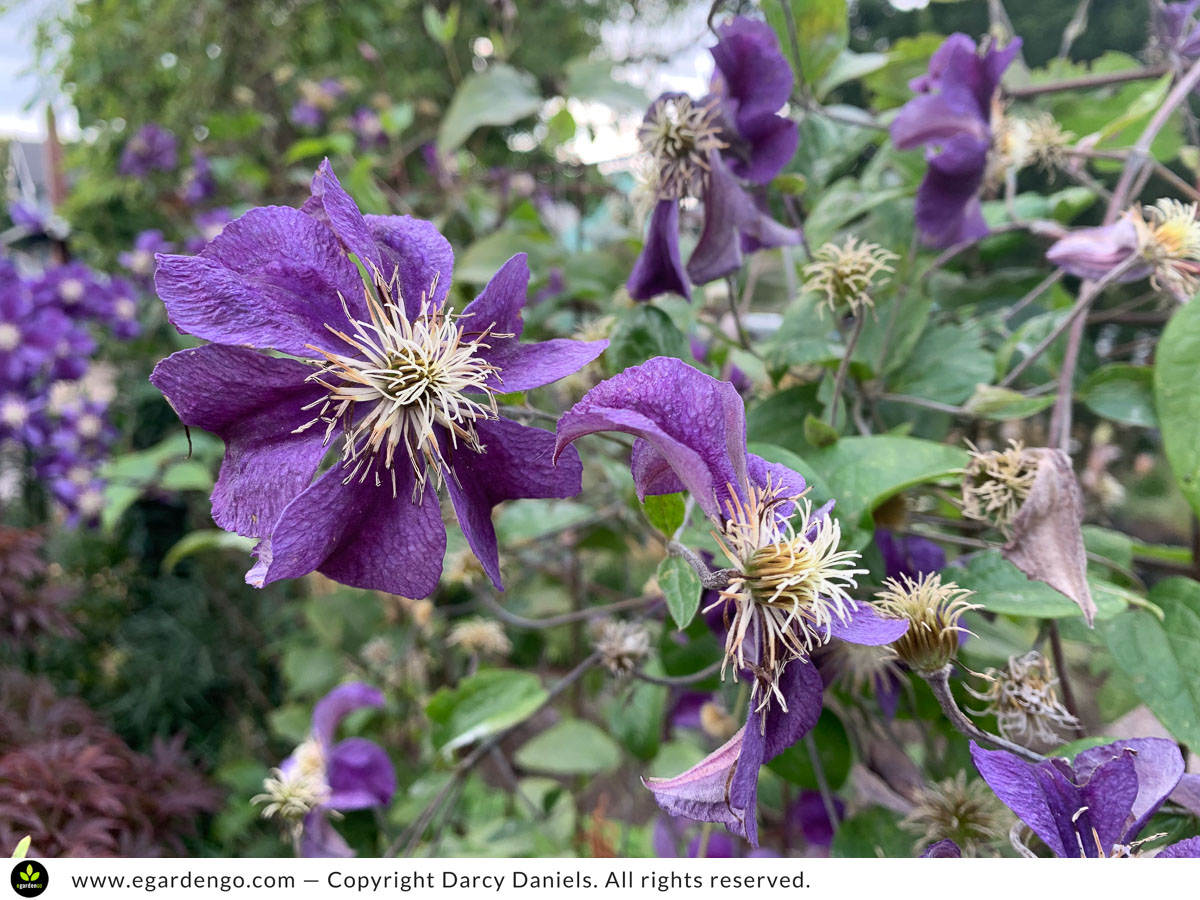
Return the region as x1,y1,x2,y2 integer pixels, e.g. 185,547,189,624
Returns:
477,591,657,629
828,314,865,430
1004,64,1170,99
667,540,735,591
921,666,1046,764
1046,621,1085,736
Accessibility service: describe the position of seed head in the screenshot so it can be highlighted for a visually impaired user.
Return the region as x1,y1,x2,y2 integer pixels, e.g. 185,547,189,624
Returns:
252,738,330,834
802,237,898,316
639,95,727,201
966,650,1079,745
592,619,652,677
874,573,978,674
961,439,1038,534
901,772,1009,857
447,618,512,657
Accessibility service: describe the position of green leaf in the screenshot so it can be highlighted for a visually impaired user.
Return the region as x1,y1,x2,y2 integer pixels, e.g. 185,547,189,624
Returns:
765,0,848,87
1156,301,1200,517
564,57,646,110
889,321,994,406
427,669,548,755
608,680,667,761
159,459,214,492
514,719,622,775
437,63,542,154
962,384,1054,421
495,500,594,543
948,550,1128,621
11,836,30,859
606,305,690,373
1102,577,1200,748
1080,364,1157,428
804,413,840,448
281,645,343,697
831,807,911,858
767,710,851,790
643,493,685,536
161,529,256,573
816,49,888,99
284,133,355,164
658,556,702,630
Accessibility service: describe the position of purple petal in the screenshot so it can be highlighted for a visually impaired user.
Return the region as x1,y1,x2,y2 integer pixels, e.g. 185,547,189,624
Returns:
313,682,385,745
727,113,799,186
365,214,454,319
875,529,947,581
1157,836,1200,858
326,737,396,810
687,155,755,285
686,830,736,858
825,600,909,646
631,440,689,498
746,452,807,515
443,417,583,589
1074,738,1184,843
890,91,989,152
460,253,531,341
1169,772,1200,817
629,199,691,301
253,464,446,597
790,790,844,847
709,17,793,124
915,133,989,248
306,160,385,277
150,345,328,539
970,742,1077,858
1078,749,1140,857
920,839,962,858
1046,219,1144,282
555,357,750,519
643,728,750,839
154,206,365,357
300,810,355,858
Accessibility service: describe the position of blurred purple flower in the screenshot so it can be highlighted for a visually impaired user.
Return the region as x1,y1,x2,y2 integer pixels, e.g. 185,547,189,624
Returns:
789,790,844,848
119,124,179,176
652,815,736,858
1153,1,1200,58
350,107,387,151
629,17,800,301
185,208,234,254
1045,217,1144,282
875,529,946,581
182,152,216,205
291,101,324,130
970,738,1199,857
120,229,175,281
890,34,1021,248
150,161,606,597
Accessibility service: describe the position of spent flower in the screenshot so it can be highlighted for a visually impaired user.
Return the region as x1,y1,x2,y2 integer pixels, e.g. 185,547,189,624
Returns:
874,572,977,674
802,237,898,316
965,651,1078,745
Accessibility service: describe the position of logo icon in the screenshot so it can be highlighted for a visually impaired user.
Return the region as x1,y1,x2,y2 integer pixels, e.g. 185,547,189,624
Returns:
10,861,47,897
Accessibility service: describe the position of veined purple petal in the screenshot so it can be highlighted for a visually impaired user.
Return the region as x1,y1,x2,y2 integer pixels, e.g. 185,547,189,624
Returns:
150,345,329,539
461,253,531,341
364,214,454,318
970,742,1077,858
154,206,366,358
555,357,750,519
921,839,962,858
1078,749,1140,857
644,728,749,838
253,462,446,597
824,600,909,646
726,113,798,186
629,199,691,301
444,417,583,589
1157,836,1200,858
313,682,386,745
709,17,794,124
687,154,756,285
915,133,990,248
307,160,386,277
1073,738,1184,844
326,737,396,810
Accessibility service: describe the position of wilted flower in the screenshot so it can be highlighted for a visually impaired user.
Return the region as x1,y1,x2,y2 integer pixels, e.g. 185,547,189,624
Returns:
556,356,907,845
803,237,898,316
966,651,1078,745
901,771,1009,857
970,738,1200,857
150,161,606,597
890,33,1022,247
254,683,395,858
447,618,511,657
961,439,1038,533
628,17,800,300
118,124,178,176
592,619,651,677
874,573,977,674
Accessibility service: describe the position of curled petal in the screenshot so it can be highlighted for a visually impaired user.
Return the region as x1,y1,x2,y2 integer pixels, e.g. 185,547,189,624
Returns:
326,737,396,810
629,200,691,301
313,683,385,746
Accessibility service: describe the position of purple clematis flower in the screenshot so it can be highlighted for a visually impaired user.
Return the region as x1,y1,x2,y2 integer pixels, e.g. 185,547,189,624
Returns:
268,682,395,858
1154,1,1200,59
1045,216,1145,283
120,230,175,282
555,357,906,844
119,124,179,176
970,738,1200,857
890,34,1022,248
182,151,216,206
629,17,800,301
875,529,946,581
150,161,607,598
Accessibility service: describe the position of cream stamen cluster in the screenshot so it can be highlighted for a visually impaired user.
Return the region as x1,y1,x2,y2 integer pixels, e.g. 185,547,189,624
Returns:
252,737,330,833
1131,198,1200,298
874,572,978,673
639,95,728,202
902,771,1009,857
298,267,507,498
802,237,898,316
966,650,1079,745
709,482,865,712
961,439,1038,533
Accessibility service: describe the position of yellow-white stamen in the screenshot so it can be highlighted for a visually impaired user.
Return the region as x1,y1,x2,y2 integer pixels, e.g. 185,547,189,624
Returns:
639,95,728,202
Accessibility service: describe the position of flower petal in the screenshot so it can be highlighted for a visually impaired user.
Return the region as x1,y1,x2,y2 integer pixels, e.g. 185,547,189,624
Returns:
313,682,386,745
915,133,989,248
825,600,909,646
709,17,793,124
306,160,386,280
1046,219,1143,282
254,463,446,597
1073,738,1184,843
555,357,750,519
443,417,583,589
875,529,947,581
727,113,798,186
300,810,355,858
460,253,531,341
1157,836,1200,858
150,345,329,538
326,737,396,810
629,200,691,301
365,214,454,319
970,742,1078,858
154,206,365,357
920,839,962,858
687,155,756,285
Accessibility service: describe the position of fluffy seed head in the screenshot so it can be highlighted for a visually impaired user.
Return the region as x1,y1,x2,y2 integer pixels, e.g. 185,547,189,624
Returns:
961,439,1038,534
298,266,508,499
874,572,977,674
639,95,727,201
1023,113,1075,171
966,650,1079,745
592,619,652,677
902,772,1009,857
447,618,512,657
710,482,865,713
802,237,897,316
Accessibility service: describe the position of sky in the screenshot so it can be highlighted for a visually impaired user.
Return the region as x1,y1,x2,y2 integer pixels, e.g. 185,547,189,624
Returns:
0,1,73,140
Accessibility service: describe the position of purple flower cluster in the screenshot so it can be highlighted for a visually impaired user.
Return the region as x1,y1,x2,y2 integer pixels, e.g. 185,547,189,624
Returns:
629,17,801,300
119,124,179,177
0,256,138,523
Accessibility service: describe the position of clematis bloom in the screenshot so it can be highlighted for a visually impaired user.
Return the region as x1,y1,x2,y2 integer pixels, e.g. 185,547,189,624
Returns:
151,161,606,598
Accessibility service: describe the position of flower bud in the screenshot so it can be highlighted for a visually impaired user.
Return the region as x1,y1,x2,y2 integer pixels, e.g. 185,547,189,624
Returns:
874,572,977,674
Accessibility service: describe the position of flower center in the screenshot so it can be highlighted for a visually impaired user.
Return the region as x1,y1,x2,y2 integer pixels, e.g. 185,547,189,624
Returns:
299,268,507,497
639,95,727,201
708,481,864,712
59,279,85,304
0,324,20,352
